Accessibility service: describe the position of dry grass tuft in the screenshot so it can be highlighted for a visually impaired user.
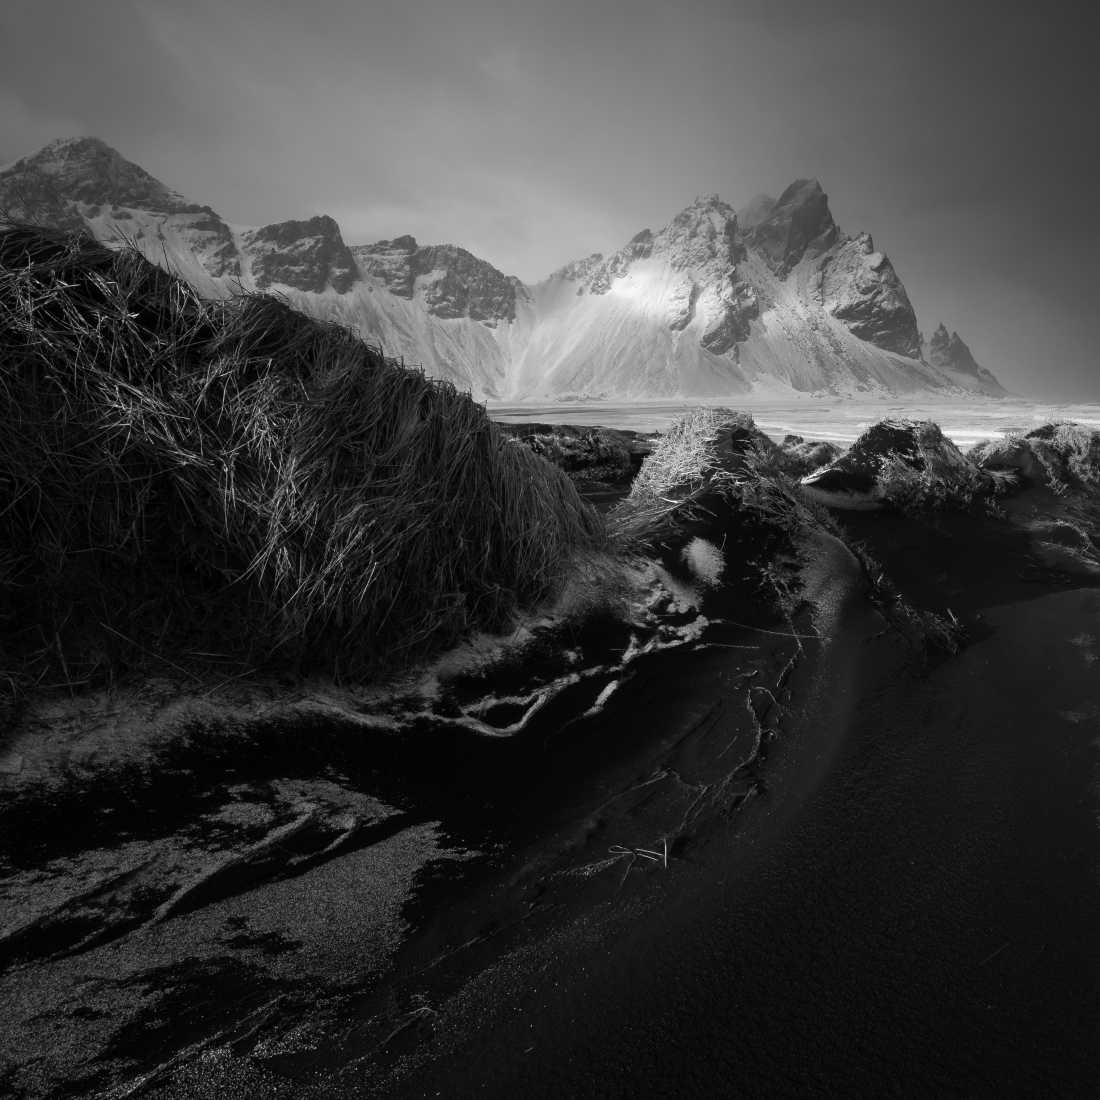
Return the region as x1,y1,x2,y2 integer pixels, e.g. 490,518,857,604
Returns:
0,223,606,697
607,408,753,541
972,421,1100,493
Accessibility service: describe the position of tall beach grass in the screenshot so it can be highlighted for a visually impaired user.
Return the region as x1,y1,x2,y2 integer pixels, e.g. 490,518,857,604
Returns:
0,224,606,695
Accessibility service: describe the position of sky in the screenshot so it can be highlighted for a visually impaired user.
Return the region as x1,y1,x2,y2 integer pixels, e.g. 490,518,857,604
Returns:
1,0,1096,399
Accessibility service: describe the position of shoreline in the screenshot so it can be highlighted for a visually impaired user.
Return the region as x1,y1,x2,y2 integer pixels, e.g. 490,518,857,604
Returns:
487,397,1100,446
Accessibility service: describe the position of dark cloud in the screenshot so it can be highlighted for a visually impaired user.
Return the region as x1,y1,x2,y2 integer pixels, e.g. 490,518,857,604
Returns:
1,0,1096,397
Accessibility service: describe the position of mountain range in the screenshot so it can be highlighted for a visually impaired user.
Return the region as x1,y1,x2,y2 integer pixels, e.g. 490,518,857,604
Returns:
0,137,1007,400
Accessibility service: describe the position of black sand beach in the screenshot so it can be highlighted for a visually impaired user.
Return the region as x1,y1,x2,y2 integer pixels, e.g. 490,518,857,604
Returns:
370,500,1100,1099
3,443,1100,1099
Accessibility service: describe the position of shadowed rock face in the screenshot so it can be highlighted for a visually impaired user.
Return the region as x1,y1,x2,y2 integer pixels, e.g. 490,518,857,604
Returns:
700,279,759,354
822,232,921,358
416,245,529,324
352,238,525,324
242,215,357,294
747,178,840,276
351,235,419,296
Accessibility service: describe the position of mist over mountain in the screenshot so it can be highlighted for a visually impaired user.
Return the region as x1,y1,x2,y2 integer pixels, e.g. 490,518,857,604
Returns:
0,137,1007,401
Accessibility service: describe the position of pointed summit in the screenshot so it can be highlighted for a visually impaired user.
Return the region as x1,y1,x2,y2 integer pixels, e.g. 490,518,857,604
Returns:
928,323,981,376
0,136,204,225
747,177,839,276
925,322,1007,394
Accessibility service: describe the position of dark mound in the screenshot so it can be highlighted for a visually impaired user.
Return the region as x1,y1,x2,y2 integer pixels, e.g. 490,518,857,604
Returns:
802,418,995,508
773,433,843,477
496,422,657,483
972,421,1100,493
0,224,605,691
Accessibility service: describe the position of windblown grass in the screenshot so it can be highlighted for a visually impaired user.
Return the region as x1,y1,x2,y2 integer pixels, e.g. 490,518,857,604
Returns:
0,223,606,696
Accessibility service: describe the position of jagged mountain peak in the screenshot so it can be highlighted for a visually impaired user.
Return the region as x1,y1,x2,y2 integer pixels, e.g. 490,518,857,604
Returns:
658,195,739,270
929,322,978,371
667,193,735,227
683,193,730,214
555,179,837,298
383,234,418,253
243,215,358,294
924,322,1004,394
747,176,839,276
774,177,824,207
12,134,111,166
352,236,524,324
552,193,738,296
0,136,203,224
550,252,605,284
1,135,1008,399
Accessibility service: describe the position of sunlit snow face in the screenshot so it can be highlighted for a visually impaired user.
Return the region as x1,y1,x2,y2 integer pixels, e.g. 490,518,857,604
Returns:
681,536,724,587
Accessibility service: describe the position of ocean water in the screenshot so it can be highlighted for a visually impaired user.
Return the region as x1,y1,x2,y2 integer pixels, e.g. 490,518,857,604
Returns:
487,399,1100,449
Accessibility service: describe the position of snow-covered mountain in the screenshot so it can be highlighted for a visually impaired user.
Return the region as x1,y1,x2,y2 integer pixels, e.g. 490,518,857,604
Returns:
0,137,1007,400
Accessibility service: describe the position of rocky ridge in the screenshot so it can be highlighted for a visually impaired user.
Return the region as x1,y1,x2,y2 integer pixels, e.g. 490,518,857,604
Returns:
243,215,357,294
352,237,526,325
0,136,1007,399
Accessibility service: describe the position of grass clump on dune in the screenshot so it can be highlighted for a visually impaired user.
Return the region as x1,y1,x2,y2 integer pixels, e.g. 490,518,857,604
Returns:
607,407,752,540
873,420,993,509
0,224,606,695
972,421,1100,494
607,407,829,562
803,418,999,511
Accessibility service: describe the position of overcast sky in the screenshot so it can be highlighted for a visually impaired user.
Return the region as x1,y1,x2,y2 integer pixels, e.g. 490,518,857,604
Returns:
1,0,1096,399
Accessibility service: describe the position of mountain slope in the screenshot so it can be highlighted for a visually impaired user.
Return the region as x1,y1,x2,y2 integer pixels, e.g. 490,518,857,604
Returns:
0,137,1008,400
